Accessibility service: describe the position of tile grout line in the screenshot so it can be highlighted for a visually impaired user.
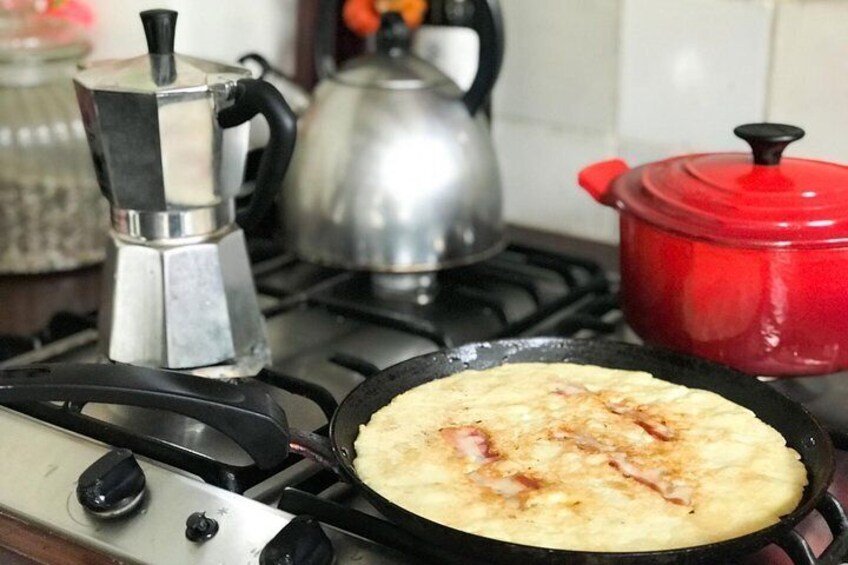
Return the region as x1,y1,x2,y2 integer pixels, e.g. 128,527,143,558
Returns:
612,0,626,158
763,0,779,121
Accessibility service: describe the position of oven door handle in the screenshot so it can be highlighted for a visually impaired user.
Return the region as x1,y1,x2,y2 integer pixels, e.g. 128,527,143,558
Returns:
0,363,291,470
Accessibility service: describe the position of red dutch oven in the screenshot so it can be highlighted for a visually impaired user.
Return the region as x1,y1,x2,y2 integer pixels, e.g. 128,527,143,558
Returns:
579,123,848,377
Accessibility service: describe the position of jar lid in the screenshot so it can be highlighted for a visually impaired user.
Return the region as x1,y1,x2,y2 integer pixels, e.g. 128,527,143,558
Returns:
611,124,848,248
0,2,89,63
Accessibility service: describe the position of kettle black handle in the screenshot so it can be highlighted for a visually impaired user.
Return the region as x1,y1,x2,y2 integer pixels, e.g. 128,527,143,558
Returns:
315,0,339,80
461,0,504,116
218,78,297,231
314,0,504,116
0,363,291,470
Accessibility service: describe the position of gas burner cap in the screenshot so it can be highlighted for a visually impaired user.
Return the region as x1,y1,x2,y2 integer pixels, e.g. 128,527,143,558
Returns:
370,272,438,305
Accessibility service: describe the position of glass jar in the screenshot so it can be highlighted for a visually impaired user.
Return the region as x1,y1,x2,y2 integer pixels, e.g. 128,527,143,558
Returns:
0,0,107,273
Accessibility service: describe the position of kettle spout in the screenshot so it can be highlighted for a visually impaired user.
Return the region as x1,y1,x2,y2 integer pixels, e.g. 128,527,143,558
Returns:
578,159,630,206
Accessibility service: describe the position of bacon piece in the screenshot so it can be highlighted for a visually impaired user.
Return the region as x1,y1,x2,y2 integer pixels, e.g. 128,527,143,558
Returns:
633,419,675,441
553,383,588,397
470,471,541,498
440,426,500,463
607,402,675,441
608,453,692,506
551,429,614,453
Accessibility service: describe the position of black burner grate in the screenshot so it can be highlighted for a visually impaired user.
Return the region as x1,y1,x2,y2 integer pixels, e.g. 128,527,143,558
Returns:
0,311,97,363
254,245,615,379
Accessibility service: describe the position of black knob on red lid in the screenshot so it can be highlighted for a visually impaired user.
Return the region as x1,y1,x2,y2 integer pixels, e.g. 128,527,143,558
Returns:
141,9,177,55
734,123,805,166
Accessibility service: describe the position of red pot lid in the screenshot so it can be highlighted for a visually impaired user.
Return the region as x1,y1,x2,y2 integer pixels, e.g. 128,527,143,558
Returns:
611,124,848,248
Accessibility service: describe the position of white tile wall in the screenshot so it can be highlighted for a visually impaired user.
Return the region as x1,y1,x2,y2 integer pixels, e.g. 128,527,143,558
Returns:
618,0,773,152
768,0,848,163
85,0,298,73
492,0,620,133
491,0,847,243
616,137,686,168
493,118,619,243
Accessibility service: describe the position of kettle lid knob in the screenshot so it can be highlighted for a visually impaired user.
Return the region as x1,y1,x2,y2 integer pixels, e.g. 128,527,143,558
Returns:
140,9,177,55
376,12,411,56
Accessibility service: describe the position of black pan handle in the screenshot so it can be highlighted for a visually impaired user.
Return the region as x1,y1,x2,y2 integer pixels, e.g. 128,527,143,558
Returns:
0,364,291,470
776,492,848,564
289,429,341,475
314,0,339,80
218,78,297,231
277,488,486,565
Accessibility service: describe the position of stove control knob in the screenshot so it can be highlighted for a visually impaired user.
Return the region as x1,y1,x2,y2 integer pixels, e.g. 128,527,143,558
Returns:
260,516,333,565
185,512,219,542
76,448,146,519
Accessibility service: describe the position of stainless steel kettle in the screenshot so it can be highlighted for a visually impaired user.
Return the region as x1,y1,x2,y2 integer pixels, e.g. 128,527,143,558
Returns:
283,1,505,273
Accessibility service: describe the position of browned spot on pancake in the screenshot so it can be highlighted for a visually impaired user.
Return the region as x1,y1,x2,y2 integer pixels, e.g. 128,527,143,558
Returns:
633,419,674,441
606,401,676,441
553,388,677,442
550,427,615,453
547,398,692,506
514,473,542,490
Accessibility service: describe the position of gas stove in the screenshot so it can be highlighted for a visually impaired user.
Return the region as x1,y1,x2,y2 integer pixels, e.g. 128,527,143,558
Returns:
0,242,846,564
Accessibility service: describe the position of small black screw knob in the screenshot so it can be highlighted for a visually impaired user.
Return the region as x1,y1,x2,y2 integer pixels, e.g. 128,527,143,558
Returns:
140,9,177,55
185,512,219,542
76,449,146,519
734,123,805,166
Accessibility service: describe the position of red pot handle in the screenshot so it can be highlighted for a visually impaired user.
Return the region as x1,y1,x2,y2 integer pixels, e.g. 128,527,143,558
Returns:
578,159,630,205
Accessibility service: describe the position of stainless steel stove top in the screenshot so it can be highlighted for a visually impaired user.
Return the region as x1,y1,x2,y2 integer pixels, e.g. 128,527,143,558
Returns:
1,246,846,564
0,246,613,563
771,372,848,436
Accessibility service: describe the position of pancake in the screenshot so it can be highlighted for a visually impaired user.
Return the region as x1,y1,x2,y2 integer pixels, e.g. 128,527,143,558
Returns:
353,362,807,552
